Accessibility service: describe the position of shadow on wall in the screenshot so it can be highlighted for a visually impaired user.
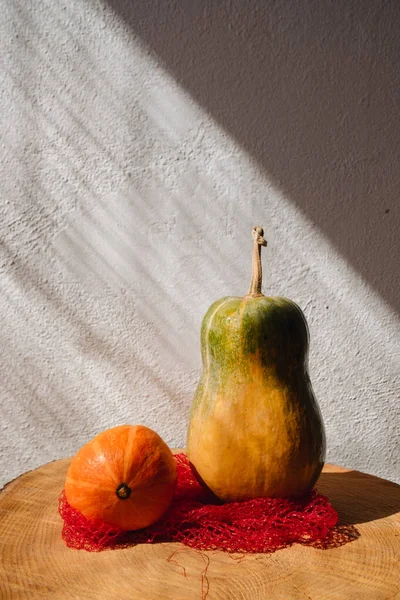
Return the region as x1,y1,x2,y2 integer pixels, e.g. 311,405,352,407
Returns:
106,0,400,313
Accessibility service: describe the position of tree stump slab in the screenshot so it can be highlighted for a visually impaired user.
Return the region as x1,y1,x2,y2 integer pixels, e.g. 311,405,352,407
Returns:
0,457,399,599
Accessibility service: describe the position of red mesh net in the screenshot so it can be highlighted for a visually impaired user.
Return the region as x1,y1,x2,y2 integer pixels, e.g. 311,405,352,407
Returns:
59,453,357,553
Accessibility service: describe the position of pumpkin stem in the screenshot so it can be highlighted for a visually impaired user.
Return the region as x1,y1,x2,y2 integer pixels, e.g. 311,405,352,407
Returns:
116,483,131,500
246,226,267,298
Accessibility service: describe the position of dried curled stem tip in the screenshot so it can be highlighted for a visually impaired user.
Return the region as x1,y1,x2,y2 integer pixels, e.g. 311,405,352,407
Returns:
247,225,267,297
252,226,267,246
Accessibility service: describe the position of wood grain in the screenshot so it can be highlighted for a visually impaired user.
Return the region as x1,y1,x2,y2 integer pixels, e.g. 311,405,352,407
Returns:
0,456,399,600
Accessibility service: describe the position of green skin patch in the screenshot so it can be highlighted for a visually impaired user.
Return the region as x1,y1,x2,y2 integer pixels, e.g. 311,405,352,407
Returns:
192,296,316,412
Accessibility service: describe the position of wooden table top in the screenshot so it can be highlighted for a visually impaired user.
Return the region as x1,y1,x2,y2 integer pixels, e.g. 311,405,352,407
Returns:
0,455,399,599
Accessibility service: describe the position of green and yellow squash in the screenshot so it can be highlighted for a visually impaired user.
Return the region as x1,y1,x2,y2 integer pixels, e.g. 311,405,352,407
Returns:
187,226,326,501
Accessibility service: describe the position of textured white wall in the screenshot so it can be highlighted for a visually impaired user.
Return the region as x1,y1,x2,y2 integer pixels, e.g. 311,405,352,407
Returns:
1,0,399,487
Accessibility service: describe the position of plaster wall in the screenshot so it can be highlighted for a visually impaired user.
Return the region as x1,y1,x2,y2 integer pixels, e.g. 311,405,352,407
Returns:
1,0,399,486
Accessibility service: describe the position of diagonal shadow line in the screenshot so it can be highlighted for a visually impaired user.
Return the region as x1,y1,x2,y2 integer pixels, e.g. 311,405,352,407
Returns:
104,0,400,315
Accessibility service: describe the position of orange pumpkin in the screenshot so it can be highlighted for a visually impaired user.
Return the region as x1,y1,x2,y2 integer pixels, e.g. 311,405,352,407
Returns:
64,425,177,531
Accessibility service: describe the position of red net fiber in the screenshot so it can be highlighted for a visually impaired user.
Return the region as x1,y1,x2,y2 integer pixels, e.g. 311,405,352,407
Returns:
59,453,356,553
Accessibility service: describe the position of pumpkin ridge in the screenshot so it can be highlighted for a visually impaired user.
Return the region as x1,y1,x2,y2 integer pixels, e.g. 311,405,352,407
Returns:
91,439,119,485
123,426,137,482
125,445,159,487
64,477,117,491
128,473,176,495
